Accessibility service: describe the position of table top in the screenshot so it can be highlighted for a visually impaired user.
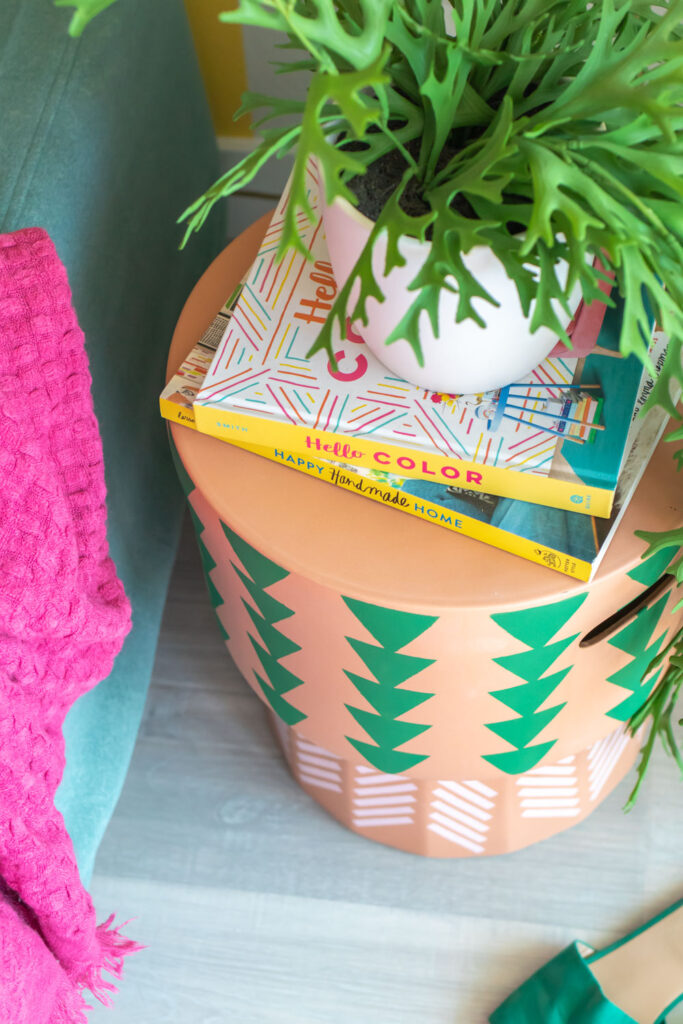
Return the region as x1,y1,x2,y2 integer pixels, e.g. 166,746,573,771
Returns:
167,216,681,612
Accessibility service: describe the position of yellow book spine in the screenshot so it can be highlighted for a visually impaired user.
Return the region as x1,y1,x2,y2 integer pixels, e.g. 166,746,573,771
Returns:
160,397,198,430
162,399,591,581
192,402,612,518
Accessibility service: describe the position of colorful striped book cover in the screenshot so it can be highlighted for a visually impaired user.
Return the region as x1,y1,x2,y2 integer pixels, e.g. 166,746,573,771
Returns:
193,160,653,519
161,324,670,582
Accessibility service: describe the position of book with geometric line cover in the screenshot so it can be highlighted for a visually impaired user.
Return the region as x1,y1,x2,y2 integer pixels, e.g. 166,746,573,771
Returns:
161,321,671,582
192,159,657,519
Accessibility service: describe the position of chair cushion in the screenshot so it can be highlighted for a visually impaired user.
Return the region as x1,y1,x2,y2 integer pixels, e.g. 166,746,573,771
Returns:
0,0,225,881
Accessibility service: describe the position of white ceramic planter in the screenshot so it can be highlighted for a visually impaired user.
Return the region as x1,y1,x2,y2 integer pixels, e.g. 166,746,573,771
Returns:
321,194,583,394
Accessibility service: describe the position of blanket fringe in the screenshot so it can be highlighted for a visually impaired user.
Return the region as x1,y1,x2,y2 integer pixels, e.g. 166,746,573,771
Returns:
81,915,144,1008
47,916,142,1022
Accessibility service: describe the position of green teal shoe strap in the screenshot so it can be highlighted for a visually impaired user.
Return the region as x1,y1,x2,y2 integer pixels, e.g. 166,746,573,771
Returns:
585,901,683,1024
489,943,638,1023
656,987,683,1024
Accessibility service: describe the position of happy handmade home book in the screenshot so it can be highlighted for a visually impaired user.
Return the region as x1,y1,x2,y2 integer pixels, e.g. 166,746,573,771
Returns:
161,321,669,582
193,160,650,519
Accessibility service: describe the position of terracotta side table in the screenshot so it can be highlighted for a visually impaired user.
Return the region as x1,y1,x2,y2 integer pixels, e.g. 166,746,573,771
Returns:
167,216,683,858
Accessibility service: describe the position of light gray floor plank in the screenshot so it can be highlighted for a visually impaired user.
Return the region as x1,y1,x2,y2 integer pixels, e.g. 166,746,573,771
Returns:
87,878,620,1024
89,516,683,1023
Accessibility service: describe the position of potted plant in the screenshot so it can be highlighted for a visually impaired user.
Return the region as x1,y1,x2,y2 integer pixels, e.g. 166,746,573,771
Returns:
60,0,683,800
177,1,681,394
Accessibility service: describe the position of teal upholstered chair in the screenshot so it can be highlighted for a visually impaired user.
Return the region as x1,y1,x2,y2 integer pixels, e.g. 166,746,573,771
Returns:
0,0,225,882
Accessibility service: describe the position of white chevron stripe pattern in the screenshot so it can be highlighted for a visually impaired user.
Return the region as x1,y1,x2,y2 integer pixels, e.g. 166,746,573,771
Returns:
517,756,580,818
427,779,497,854
352,765,417,828
587,729,630,801
294,736,343,793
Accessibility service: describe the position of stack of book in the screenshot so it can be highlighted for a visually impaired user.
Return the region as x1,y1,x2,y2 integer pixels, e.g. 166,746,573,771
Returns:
160,168,672,583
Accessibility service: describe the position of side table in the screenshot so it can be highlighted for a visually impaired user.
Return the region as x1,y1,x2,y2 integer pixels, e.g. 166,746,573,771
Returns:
167,216,683,858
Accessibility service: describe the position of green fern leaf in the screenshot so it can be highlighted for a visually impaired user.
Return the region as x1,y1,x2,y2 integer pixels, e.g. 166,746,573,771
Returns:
278,53,391,260
220,0,392,72
54,0,118,35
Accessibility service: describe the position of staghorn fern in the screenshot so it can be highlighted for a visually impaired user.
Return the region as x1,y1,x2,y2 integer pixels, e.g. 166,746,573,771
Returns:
625,625,683,810
180,3,683,389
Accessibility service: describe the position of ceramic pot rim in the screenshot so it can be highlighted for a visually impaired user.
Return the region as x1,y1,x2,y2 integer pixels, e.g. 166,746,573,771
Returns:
321,167,529,265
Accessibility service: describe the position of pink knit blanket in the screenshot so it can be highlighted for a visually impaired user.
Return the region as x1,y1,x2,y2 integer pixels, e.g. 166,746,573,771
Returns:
0,228,138,1021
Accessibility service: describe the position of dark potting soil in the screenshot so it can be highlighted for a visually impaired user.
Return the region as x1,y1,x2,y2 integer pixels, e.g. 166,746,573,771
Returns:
346,135,527,237
346,137,476,228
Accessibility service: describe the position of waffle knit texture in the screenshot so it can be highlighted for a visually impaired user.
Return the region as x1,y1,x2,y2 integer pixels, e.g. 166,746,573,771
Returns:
0,227,138,1021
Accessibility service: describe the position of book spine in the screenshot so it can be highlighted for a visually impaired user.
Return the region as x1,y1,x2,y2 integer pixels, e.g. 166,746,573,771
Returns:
160,397,198,430
193,402,612,518
163,401,591,581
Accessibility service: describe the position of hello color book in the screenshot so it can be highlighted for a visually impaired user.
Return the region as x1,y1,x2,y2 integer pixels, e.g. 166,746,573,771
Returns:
193,160,654,518
162,322,670,581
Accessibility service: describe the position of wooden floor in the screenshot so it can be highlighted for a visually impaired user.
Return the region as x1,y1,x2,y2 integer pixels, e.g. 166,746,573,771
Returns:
90,516,683,1024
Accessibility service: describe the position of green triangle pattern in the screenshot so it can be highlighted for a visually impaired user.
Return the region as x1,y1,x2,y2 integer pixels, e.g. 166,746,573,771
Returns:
343,597,436,774
488,666,572,718
491,593,586,648
243,602,300,661
346,638,435,688
233,564,295,624
194,523,227,624
627,545,678,587
168,436,229,640
344,671,433,720
486,702,566,750
222,523,288,589
346,706,430,750
255,673,306,726
494,633,578,685
606,667,662,722
187,504,205,543
198,537,217,579
206,575,224,613
249,638,305,696
482,740,557,775
342,597,437,651
346,737,429,774
609,592,670,656
606,591,670,721
225,525,307,726
484,593,587,775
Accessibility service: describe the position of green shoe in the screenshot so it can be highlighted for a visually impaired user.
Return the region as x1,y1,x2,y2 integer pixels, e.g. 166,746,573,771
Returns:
490,898,683,1024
